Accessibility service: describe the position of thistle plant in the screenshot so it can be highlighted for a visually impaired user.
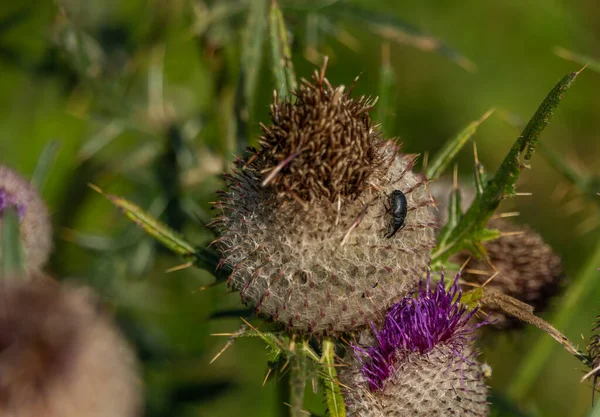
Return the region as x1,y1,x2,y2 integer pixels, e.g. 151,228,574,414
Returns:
9,1,600,417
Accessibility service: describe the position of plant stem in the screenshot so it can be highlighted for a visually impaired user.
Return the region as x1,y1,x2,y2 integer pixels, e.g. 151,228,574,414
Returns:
508,238,600,400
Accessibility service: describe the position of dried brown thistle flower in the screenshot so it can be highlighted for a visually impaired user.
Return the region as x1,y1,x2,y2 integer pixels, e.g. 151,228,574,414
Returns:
212,68,437,334
0,278,142,417
341,343,489,416
0,165,52,272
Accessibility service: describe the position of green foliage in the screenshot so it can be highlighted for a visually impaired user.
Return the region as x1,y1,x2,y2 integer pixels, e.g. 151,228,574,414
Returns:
432,70,580,263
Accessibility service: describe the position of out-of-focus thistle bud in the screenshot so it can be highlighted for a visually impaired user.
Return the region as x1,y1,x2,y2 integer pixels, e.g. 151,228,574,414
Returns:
456,218,564,329
212,68,437,334
340,272,489,416
0,165,52,272
0,278,142,417
429,179,564,329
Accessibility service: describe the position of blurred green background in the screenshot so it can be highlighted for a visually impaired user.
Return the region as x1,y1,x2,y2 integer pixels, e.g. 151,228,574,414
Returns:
1,0,600,416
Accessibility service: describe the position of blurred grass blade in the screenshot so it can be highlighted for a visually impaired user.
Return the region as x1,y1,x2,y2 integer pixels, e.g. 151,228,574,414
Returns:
426,109,494,181
290,356,309,417
1,209,24,277
241,0,268,112
376,43,396,137
320,339,346,417
323,3,475,71
77,121,124,163
432,70,580,262
555,47,600,73
539,143,599,201
90,183,196,257
508,236,600,401
31,140,60,190
269,0,297,99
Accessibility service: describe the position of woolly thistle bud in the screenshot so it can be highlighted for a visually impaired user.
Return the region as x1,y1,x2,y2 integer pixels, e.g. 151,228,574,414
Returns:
212,69,437,334
454,218,564,329
340,272,489,416
0,278,142,417
0,165,52,272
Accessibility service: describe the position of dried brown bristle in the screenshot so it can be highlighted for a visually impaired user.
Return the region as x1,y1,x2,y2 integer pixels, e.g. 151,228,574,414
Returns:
249,68,388,203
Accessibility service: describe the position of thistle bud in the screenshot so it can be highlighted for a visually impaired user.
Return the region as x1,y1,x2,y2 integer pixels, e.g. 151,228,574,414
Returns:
455,218,564,328
0,279,142,417
340,272,489,416
213,69,437,334
0,165,52,272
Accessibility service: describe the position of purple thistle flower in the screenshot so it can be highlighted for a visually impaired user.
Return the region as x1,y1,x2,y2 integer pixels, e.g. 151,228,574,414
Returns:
0,187,26,220
354,270,487,391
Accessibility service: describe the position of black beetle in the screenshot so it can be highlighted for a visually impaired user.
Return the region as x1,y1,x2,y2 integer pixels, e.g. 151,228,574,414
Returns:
386,189,407,238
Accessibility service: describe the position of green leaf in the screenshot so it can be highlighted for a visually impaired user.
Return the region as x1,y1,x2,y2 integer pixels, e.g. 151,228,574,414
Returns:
376,43,397,137
322,3,476,71
1,208,24,277
432,70,580,263
31,140,60,190
436,181,462,247
320,339,346,417
241,0,268,112
269,0,297,99
426,109,494,181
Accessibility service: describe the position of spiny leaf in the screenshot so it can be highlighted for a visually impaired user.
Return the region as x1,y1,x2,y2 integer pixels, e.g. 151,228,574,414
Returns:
432,70,580,263
1,208,24,277
89,184,229,280
322,3,476,71
90,184,195,256
426,109,494,181
320,339,346,417
31,140,60,190
269,0,297,99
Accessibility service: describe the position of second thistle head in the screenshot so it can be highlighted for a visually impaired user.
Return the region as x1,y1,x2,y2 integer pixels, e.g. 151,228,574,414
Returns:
340,271,490,416
213,65,437,334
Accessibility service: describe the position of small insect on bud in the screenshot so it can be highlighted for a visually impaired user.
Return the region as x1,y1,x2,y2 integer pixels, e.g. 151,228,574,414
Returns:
0,278,142,417
0,165,52,272
340,271,490,416
213,66,437,334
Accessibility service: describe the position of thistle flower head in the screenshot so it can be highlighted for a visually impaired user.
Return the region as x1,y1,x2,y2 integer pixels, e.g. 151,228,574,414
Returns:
355,271,486,391
340,271,489,416
213,68,437,334
252,68,389,203
0,278,141,417
0,165,52,272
